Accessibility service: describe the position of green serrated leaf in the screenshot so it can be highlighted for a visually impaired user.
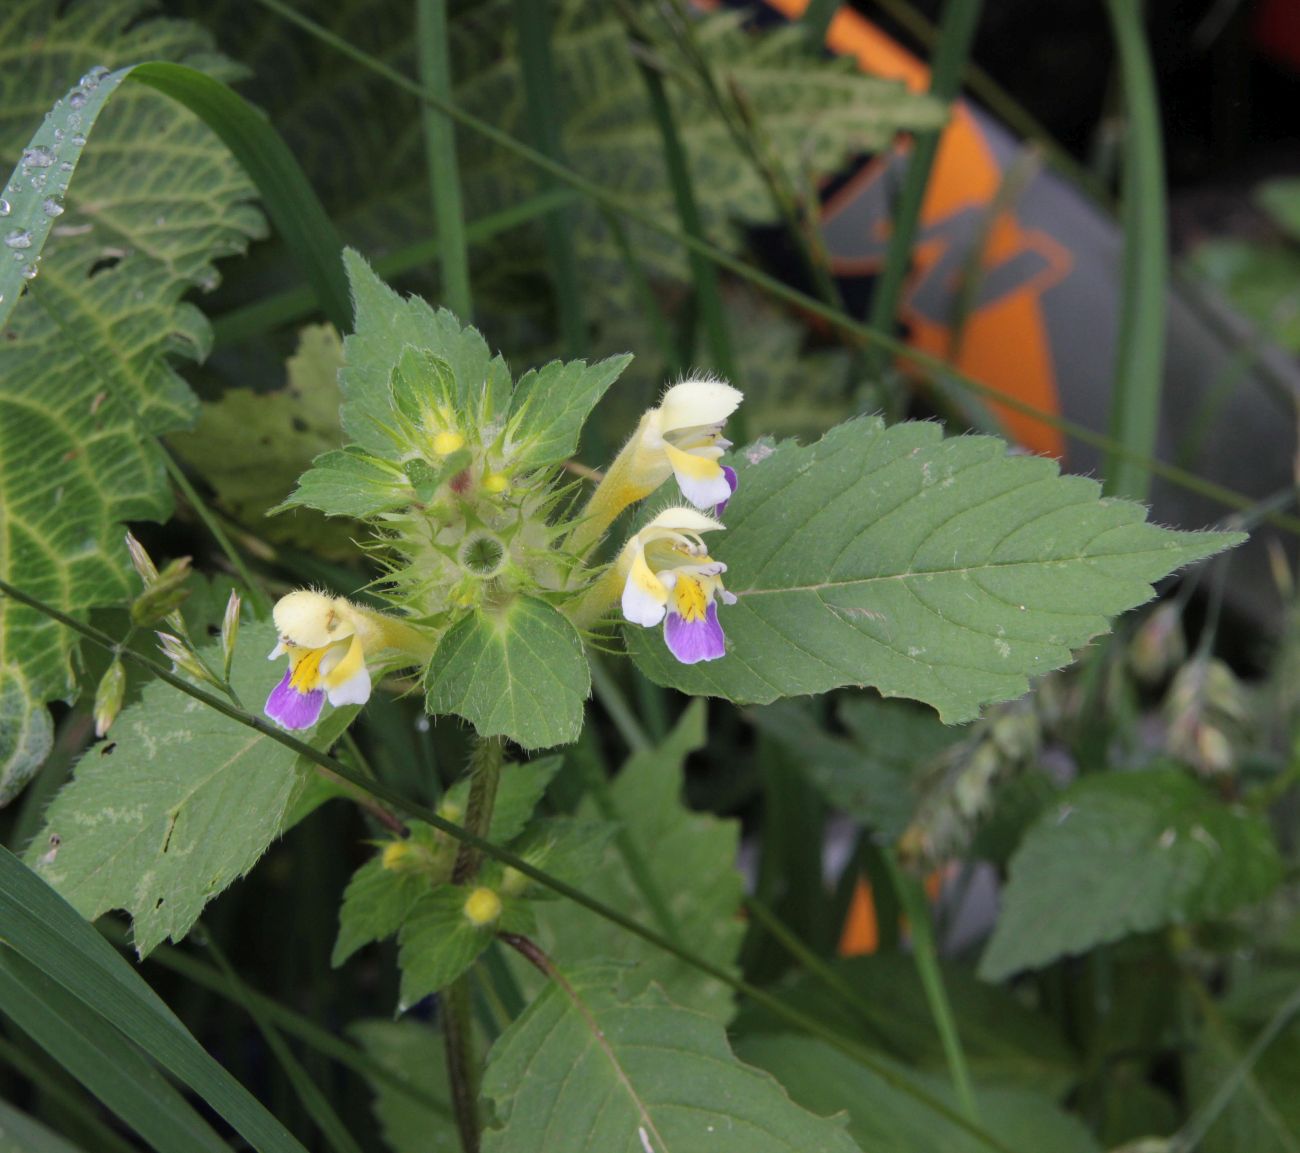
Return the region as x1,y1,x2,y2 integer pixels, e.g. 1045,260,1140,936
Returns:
341,250,511,455
0,2,263,798
630,420,1243,723
26,622,336,956
425,597,589,749
442,755,563,843
979,769,1283,981
525,702,744,1020
505,353,632,469
481,963,864,1153
509,815,617,895
348,1020,459,1153
396,885,532,1010
278,448,414,519
737,1035,1100,1153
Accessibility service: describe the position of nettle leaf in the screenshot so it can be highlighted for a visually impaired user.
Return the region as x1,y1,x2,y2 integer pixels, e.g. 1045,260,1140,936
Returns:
524,702,745,1020
333,822,452,967
278,447,415,518
510,815,617,895
171,324,358,553
980,768,1284,981
28,623,336,956
349,1020,459,1153
737,1035,1100,1153
505,354,632,470
425,597,590,749
341,250,511,456
396,885,533,1010
631,420,1243,723
481,964,864,1153
442,755,563,843
0,1,263,797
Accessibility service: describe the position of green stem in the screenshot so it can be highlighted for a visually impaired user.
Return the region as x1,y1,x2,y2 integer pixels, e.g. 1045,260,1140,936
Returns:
512,0,584,356
442,978,480,1153
632,30,741,399
204,931,364,1153
744,894,898,1054
1102,0,1168,501
249,0,1300,537
866,0,984,375
417,0,472,319
445,734,504,1153
883,850,979,1122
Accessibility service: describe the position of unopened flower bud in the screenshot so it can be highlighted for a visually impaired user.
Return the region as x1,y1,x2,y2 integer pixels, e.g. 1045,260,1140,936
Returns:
125,531,159,586
93,659,126,738
500,866,529,897
131,556,192,626
1195,723,1234,775
221,590,241,682
156,632,217,687
463,886,502,927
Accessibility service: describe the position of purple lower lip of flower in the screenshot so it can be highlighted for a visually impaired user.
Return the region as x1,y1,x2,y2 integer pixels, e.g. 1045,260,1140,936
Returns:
265,668,324,730
663,601,726,664
714,465,738,518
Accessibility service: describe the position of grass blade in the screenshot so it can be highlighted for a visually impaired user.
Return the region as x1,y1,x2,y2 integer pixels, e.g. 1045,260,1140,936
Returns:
417,0,472,319
1101,0,1168,501
0,845,310,1153
0,1097,92,1153
0,62,349,334
0,949,231,1153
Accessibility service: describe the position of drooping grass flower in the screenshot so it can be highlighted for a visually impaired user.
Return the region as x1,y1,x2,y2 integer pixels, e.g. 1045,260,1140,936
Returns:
617,508,737,664
571,378,742,554
264,590,432,730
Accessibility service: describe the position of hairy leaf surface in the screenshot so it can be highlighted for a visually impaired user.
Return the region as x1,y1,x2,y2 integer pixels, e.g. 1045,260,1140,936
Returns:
631,421,1242,722
28,624,331,955
425,597,590,749
980,768,1283,980
523,702,744,1020
481,964,864,1153
0,0,263,797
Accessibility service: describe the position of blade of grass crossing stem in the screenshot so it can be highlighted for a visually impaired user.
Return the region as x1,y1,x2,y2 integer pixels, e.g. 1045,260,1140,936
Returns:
882,849,979,1123
203,932,364,1153
865,0,983,375
0,949,232,1153
511,0,584,357
0,579,1017,1153
0,846,310,1153
247,0,1300,537
1102,0,1168,502
635,48,743,427
125,63,350,331
417,0,472,319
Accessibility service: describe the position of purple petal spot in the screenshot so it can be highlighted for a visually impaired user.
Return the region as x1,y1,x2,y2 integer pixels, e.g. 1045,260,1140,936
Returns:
664,601,726,664
265,668,324,730
714,465,738,518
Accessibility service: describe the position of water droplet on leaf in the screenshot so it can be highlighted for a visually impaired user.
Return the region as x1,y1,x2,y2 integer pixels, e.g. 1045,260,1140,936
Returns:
69,91,87,109
22,146,54,168
4,229,33,250
42,198,64,217
70,134,86,147
21,262,38,281
0,198,10,217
